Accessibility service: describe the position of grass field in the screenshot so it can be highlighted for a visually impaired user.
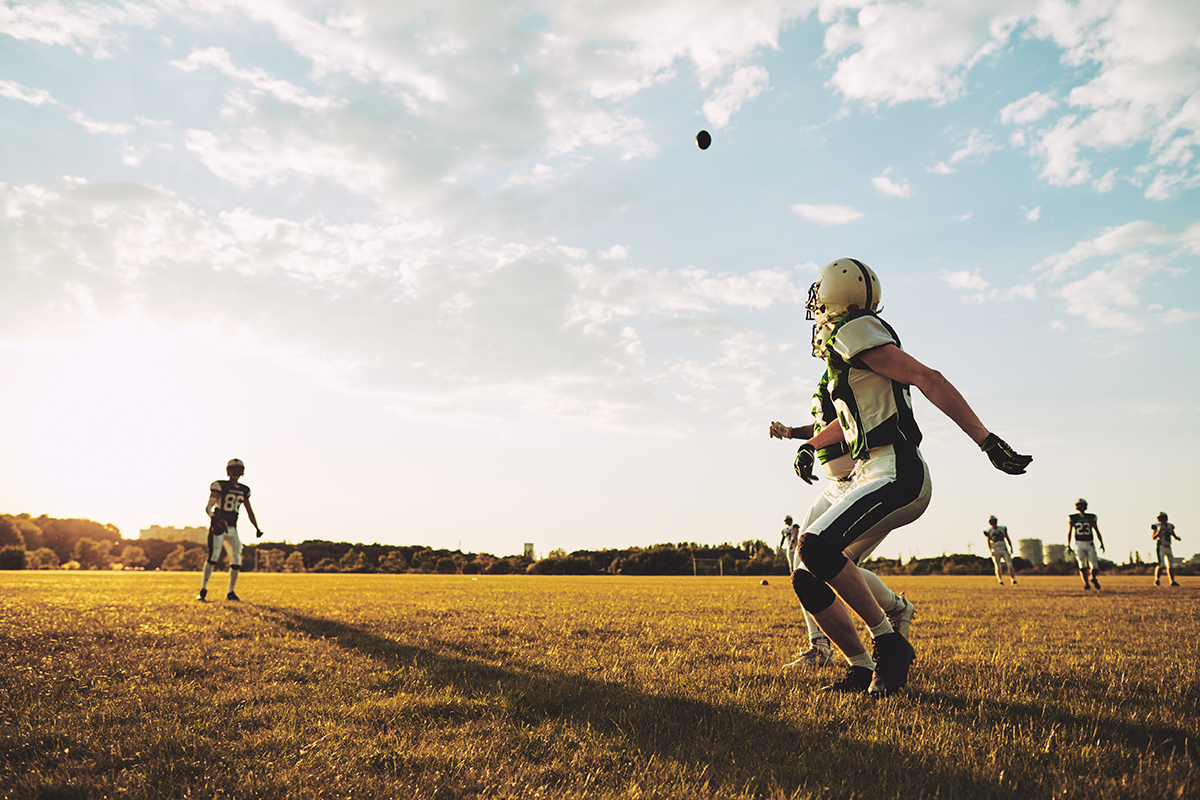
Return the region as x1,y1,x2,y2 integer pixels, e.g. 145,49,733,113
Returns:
1,572,1197,800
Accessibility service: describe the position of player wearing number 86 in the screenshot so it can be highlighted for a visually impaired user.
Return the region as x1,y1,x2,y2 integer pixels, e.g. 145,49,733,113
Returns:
196,458,263,602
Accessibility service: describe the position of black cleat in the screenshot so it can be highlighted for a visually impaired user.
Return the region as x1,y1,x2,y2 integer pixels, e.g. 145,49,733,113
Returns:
1091,578,1101,590
821,665,873,694
195,589,208,602
868,632,916,698
226,592,241,602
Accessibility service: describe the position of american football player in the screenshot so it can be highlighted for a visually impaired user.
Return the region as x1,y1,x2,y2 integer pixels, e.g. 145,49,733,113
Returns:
770,368,915,670
197,458,262,602
1151,512,1181,587
784,258,1031,697
1067,499,1104,590
984,516,1018,585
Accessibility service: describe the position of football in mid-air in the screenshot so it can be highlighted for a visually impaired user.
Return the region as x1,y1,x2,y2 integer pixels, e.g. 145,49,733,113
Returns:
696,130,711,150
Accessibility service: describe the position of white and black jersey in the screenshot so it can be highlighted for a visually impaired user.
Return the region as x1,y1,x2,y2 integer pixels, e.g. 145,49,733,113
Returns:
210,480,251,527
986,525,1009,547
825,311,922,460
1152,521,1176,542
1069,513,1098,542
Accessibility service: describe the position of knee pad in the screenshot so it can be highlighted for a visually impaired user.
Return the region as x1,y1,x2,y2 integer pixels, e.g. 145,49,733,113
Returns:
229,564,241,572
207,560,220,567
798,532,848,581
791,569,837,614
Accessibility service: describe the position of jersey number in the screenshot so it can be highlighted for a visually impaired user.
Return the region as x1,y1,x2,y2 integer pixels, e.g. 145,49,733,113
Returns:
223,494,241,512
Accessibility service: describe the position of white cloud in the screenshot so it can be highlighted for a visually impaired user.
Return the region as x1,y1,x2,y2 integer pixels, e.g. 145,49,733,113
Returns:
702,65,770,129
790,203,863,225
953,211,973,221
0,180,813,431
68,110,134,136
940,269,989,291
1032,221,1199,332
872,166,912,197
0,79,57,106
600,245,630,260
999,91,1057,125
1024,205,1041,222
0,0,157,57
170,47,343,111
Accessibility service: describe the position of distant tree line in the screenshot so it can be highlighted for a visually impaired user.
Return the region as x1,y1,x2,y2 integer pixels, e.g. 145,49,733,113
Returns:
1,512,1194,576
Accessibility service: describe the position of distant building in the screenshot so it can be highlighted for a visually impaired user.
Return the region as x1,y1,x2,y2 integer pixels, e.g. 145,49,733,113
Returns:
140,525,207,544
1044,543,1069,563
524,542,535,560
1018,538,1044,566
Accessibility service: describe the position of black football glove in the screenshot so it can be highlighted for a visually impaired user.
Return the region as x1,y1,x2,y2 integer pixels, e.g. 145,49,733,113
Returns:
255,529,264,539
794,444,817,485
980,433,1032,475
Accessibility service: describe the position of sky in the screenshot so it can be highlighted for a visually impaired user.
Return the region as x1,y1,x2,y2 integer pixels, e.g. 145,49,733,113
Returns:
1,0,1198,563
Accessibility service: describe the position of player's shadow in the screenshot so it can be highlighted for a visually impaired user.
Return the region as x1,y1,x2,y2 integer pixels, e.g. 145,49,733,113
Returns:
250,605,1003,798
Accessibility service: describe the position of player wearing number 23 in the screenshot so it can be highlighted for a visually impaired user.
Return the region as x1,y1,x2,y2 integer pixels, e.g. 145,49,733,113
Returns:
197,458,263,602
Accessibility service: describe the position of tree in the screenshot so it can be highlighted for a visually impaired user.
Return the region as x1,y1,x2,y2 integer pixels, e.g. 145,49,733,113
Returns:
339,549,368,573
0,546,27,570
379,550,409,573
161,545,187,571
6,515,43,550
257,549,287,572
120,546,149,570
26,548,60,570
283,551,307,573
74,538,114,570
313,557,340,573
0,517,24,549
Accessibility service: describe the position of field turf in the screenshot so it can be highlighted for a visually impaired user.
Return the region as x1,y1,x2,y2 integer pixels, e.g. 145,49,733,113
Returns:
1,572,1197,799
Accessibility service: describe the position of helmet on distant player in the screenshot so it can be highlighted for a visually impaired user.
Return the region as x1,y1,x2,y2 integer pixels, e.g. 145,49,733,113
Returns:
784,516,793,524
227,458,245,475
988,516,997,523
806,258,882,357
1075,498,1088,510
1158,512,1168,521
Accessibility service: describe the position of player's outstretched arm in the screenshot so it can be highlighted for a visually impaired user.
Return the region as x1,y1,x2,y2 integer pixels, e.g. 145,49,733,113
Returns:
858,344,1031,473
770,421,815,440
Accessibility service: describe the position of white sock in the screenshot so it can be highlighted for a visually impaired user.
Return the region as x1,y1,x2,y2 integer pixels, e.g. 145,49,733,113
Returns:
228,567,240,593
868,617,894,638
201,562,213,590
847,650,876,670
859,569,901,612
801,608,824,641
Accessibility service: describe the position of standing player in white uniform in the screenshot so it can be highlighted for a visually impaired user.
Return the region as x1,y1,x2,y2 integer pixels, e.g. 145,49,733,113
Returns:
770,369,915,669
787,258,1031,697
1067,499,1104,591
1151,512,1181,587
984,516,1018,585
197,458,263,602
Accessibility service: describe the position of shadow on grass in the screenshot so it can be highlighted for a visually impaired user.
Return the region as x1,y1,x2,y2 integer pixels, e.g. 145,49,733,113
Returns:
245,604,1006,798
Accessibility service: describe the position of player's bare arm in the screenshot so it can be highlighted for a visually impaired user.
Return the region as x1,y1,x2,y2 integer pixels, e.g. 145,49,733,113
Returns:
803,418,845,451
770,421,815,440
857,344,988,444
858,343,1031,474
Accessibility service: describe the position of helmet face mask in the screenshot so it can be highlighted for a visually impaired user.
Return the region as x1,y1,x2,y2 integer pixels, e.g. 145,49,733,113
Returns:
1076,498,1088,511
227,458,245,477
806,258,882,357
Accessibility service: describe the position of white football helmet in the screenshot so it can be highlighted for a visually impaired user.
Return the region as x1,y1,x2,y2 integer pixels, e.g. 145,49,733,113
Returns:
806,258,882,356
227,458,245,475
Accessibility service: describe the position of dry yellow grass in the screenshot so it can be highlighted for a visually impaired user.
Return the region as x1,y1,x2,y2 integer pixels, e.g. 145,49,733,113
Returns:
1,571,1197,799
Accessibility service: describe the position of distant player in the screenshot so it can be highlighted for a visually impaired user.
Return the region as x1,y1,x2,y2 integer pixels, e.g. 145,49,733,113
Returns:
984,516,1018,585
770,369,914,671
1067,498,1104,590
778,258,1030,697
1151,512,1181,587
779,515,795,559
197,458,262,602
